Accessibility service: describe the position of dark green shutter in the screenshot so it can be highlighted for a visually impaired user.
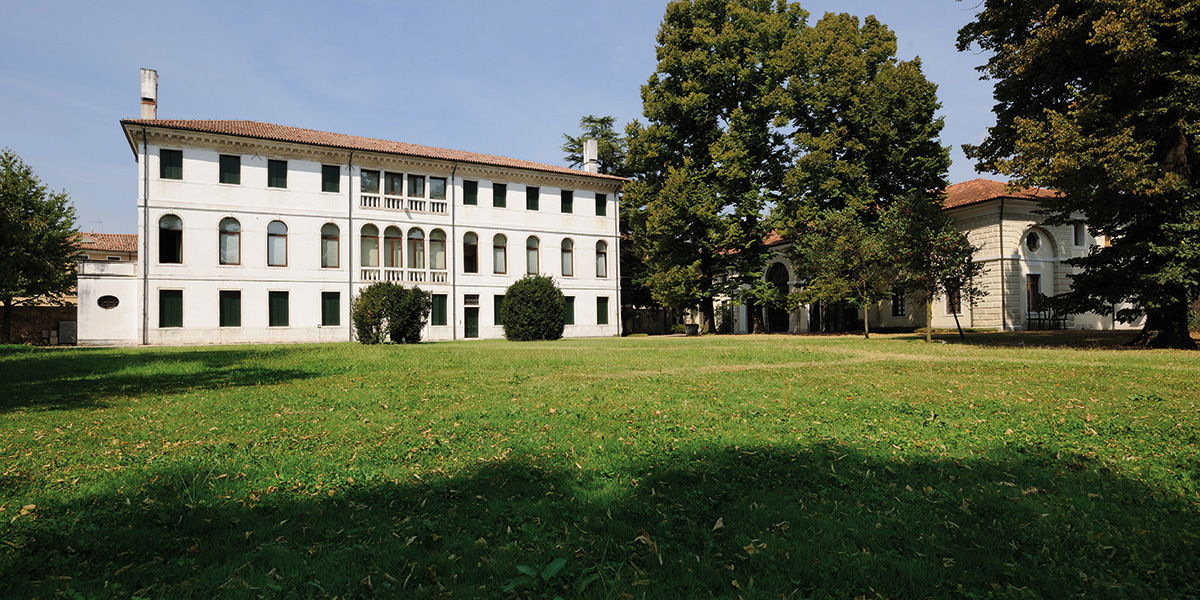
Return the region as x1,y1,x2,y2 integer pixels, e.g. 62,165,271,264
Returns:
219,154,240,184
268,160,288,188
464,180,478,205
219,290,241,327
564,296,575,325
561,190,573,213
322,165,340,193
494,183,507,207
322,292,340,326
526,186,539,210
432,295,447,326
159,149,182,180
494,295,504,325
595,193,607,216
269,291,289,326
159,289,183,327
597,297,609,325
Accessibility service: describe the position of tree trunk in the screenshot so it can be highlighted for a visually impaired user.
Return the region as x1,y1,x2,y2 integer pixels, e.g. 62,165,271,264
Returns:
863,301,870,339
1129,301,1197,349
1,298,12,344
952,309,965,340
699,297,716,334
749,297,765,334
924,293,933,343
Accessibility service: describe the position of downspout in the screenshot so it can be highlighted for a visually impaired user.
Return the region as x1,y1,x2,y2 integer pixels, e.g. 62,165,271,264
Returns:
614,183,622,336
999,197,1006,331
450,163,458,340
347,151,354,341
141,127,150,345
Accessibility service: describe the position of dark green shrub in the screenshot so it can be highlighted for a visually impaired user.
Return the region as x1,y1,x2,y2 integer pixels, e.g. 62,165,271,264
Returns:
501,275,565,341
352,283,431,344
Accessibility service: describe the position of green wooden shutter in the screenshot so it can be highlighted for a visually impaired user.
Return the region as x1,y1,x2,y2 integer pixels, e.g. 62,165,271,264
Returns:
269,291,289,326
526,186,539,210
159,149,182,180
322,165,340,193
597,297,609,325
494,183,507,207
564,296,575,325
463,180,478,205
561,190,573,213
432,295,447,326
494,295,504,325
268,160,288,188
159,289,183,327
321,292,340,326
219,154,241,184
595,193,607,216
219,290,241,327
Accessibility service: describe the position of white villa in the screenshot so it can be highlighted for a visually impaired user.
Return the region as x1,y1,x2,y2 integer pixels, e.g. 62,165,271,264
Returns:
77,70,624,345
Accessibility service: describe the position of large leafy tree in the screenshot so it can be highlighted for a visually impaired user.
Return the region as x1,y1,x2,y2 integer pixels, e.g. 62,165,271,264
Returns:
958,0,1200,349
562,115,628,176
791,210,890,338
0,149,78,343
625,0,807,332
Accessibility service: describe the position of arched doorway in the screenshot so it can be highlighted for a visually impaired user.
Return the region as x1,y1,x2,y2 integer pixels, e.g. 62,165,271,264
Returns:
766,262,790,333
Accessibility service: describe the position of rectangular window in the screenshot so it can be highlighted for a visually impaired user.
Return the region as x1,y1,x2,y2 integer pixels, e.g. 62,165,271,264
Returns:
597,297,610,325
595,193,607,216
431,294,448,326
1073,223,1086,246
322,165,340,193
159,289,182,327
493,183,507,207
564,296,575,325
494,295,504,325
267,159,287,189
408,174,425,198
219,154,240,185
891,288,906,317
269,291,289,326
561,190,573,213
429,177,446,200
159,149,182,180
526,186,539,210
385,172,403,195
321,291,340,326
219,290,241,327
463,180,478,205
361,169,380,194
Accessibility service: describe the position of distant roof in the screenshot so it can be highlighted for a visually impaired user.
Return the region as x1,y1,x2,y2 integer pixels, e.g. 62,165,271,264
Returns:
121,119,626,183
77,233,137,253
943,178,1057,209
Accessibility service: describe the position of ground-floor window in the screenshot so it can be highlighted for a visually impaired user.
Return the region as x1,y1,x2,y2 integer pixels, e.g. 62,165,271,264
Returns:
891,287,906,317
431,294,447,326
269,291,289,327
597,297,609,325
219,290,241,327
564,296,575,325
159,289,182,327
321,292,340,326
494,295,504,325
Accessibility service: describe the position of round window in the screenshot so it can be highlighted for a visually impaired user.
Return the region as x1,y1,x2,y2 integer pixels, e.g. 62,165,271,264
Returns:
1025,231,1041,252
97,295,119,309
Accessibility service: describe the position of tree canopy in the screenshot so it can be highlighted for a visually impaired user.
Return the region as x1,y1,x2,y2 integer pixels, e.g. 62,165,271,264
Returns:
561,115,628,176
0,149,78,343
958,0,1200,349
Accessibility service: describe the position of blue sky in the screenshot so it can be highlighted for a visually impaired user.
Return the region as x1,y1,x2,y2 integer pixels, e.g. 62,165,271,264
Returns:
0,1,993,234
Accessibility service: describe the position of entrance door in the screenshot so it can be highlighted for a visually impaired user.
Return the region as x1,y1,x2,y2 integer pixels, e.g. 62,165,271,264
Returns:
1026,274,1042,313
464,307,479,338
765,262,790,332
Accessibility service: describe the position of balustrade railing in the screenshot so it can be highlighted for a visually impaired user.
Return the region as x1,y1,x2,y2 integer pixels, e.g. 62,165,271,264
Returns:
384,268,403,282
360,268,380,281
357,195,447,215
360,194,380,208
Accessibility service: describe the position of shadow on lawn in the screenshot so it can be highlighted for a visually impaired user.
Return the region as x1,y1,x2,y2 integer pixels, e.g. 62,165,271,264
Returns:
903,329,1150,350
0,346,317,412
3,443,1196,599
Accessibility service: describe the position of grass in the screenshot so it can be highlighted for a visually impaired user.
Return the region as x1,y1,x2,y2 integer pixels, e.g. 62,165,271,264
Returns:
1,332,1197,599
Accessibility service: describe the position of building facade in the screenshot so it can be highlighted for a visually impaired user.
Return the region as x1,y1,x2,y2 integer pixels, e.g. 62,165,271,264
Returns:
78,106,622,346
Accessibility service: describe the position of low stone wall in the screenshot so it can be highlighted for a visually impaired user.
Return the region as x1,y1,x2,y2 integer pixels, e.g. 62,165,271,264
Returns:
8,306,77,345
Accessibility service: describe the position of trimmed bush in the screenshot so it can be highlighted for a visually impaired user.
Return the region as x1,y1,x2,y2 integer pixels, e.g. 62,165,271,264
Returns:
501,275,565,341
351,283,430,344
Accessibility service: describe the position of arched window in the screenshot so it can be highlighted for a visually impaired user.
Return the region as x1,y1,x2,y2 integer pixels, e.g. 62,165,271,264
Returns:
360,224,379,267
158,214,182,263
407,228,425,269
321,223,340,268
526,236,539,275
463,232,479,273
493,234,507,274
430,229,447,270
267,220,288,266
384,226,402,268
560,238,574,277
595,240,608,278
218,217,240,265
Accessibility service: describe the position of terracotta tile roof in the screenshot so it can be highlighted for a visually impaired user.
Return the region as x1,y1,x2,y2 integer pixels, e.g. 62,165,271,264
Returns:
121,119,626,183
763,231,785,246
77,233,138,253
942,178,1057,209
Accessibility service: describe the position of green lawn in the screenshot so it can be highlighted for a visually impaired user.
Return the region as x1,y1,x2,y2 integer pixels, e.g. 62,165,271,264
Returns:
1,334,1197,599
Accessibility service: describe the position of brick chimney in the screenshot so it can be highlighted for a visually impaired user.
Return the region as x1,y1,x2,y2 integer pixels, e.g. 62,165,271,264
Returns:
140,68,158,119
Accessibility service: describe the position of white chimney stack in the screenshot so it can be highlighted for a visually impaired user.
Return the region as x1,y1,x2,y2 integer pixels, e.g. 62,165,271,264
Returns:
140,68,158,119
583,138,599,173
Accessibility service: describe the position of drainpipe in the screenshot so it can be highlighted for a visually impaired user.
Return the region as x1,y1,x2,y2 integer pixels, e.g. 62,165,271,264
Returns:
999,197,1006,331
614,183,622,336
347,151,354,341
450,163,458,340
141,127,150,345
